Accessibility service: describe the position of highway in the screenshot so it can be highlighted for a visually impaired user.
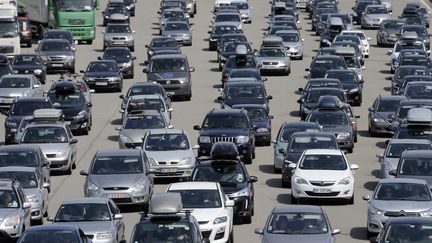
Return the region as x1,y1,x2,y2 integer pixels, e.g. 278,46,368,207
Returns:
4,0,432,242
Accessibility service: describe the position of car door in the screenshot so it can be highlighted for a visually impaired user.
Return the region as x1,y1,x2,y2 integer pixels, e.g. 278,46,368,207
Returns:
36,170,48,210
109,200,125,240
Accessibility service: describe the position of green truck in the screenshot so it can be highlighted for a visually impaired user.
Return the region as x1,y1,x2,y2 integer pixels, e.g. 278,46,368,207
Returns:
19,0,98,43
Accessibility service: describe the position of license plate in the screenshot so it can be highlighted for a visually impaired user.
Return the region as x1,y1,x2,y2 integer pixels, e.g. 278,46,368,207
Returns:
95,82,108,86
313,188,332,193
51,64,63,67
161,168,177,173
1,99,13,103
108,193,129,199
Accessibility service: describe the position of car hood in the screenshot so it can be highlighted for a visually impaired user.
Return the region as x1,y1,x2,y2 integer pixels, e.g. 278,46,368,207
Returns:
382,157,399,170
224,98,266,107
23,188,40,198
90,173,144,188
374,111,393,123
145,149,193,161
220,181,247,194
58,106,82,118
382,29,400,37
120,129,149,142
37,143,71,154
12,65,43,71
200,128,249,136
0,88,27,97
54,221,113,234
148,72,189,80
398,175,432,186
85,72,119,78
39,51,74,56
296,169,350,181
370,199,432,212
163,30,190,35
262,232,332,243
256,56,288,62
285,152,302,164
189,208,227,222
322,125,351,133
0,209,20,221
365,14,389,19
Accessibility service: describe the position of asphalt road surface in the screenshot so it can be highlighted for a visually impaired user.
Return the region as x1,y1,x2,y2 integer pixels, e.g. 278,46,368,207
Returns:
4,0,432,242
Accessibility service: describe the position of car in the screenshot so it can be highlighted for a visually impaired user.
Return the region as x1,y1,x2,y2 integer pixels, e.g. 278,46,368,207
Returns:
218,41,253,71
227,68,264,82
255,205,340,243
142,128,196,178
194,108,256,164
117,110,169,149
297,87,347,120
333,35,363,56
122,0,137,16
314,13,330,36
388,32,428,74
217,33,248,52
332,42,364,66
352,0,377,24
390,65,430,95
130,193,205,243
121,94,172,123
208,23,241,51
11,54,47,84
0,167,48,225
162,21,193,46
34,39,75,73
389,150,432,187
370,217,432,243
400,25,430,49
102,5,130,26
361,5,391,29
47,81,93,135
393,107,432,140
399,54,432,71
16,225,92,243
401,6,425,26
191,142,257,223
100,47,136,79
50,197,125,243
325,69,363,106
327,13,354,31
290,149,358,203
102,23,135,51
218,81,272,112
119,82,171,113
81,60,124,92
363,178,432,237
0,74,44,111
376,19,405,47
368,95,407,136
80,149,153,209
213,12,243,30
229,0,251,23
221,52,259,85
0,179,31,242
305,55,346,79
145,37,181,59
274,30,304,60
143,54,195,100
406,2,430,27
256,44,291,75
377,139,432,179
312,8,337,31
166,181,234,243
399,75,432,95
281,132,338,188
159,8,189,33
20,109,78,174
43,29,76,47
297,78,343,94
404,81,432,99
319,25,344,48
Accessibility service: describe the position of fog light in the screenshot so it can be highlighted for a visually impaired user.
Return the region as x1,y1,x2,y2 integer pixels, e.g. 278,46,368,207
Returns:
80,122,87,128
343,190,350,195
216,227,226,234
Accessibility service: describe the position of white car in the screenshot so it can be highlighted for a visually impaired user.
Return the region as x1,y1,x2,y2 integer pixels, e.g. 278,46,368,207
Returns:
289,149,359,204
341,30,371,58
166,182,234,243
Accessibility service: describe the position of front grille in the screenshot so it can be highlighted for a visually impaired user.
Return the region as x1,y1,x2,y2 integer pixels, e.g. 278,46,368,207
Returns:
0,46,13,53
85,235,94,240
198,221,209,225
50,56,65,62
45,153,56,158
111,198,132,203
305,191,340,196
154,171,184,176
384,211,419,217
103,187,129,190
309,181,335,187
68,19,85,25
211,136,236,143
113,37,126,40
159,80,181,85
201,230,212,239
215,231,224,240
95,78,109,82
263,62,278,65
158,161,179,165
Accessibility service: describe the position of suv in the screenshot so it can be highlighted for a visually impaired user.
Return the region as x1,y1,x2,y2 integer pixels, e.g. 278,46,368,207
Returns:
35,39,75,73
81,60,124,92
194,109,256,163
100,47,136,79
103,23,135,51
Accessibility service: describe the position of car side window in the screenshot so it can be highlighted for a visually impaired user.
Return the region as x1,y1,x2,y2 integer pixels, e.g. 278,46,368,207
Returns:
66,127,73,139
373,98,379,110
16,186,26,206
109,200,120,215
79,229,88,243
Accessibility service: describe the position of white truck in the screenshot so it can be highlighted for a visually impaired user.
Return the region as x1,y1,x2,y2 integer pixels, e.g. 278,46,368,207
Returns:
0,2,20,57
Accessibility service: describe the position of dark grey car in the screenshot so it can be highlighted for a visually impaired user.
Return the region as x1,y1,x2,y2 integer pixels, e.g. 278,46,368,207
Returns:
368,95,407,136
35,39,75,73
390,150,432,188
376,19,405,47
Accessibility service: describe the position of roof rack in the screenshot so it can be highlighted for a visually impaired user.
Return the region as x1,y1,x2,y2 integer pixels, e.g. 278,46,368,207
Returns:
33,109,64,121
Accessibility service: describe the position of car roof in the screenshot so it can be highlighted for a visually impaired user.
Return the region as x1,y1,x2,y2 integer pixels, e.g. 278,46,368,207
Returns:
14,97,50,103
308,87,343,91
89,60,117,64
315,55,343,60
303,149,343,155
386,217,432,224
272,205,323,214
231,104,267,109
207,109,247,115
379,178,430,184
95,149,142,157
0,166,36,172
41,39,70,43
62,197,110,204
129,94,163,99
146,128,185,134
402,150,432,158
291,131,335,137
150,54,187,59
282,121,319,127
168,182,218,190
131,82,164,87
0,144,40,152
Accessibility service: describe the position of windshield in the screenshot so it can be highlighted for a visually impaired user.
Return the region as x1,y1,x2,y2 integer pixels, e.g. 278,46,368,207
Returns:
12,55,43,65
396,125,432,140
259,48,286,57
40,41,71,51
124,115,166,129
203,115,248,129
20,230,79,243
367,6,387,14
215,14,240,22
214,26,238,34
87,62,118,72
400,158,432,176
0,21,19,38
103,49,131,62
229,70,260,79
288,136,336,152
0,190,19,208
22,126,68,144
56,0,93,11
397,68,428,79
299,154,347,170
11,102,51,115
151,38,177,47
375,183,431,201
91,155,143,174
145,133,190,151
402,28,428,37
401,57,430,67
193,161,246,183
267,213,328,234
165,22,189,31
170,190,222,208
0,151,38,167
386,143,431,158
405,84,432,99
326,71,357,84
0,77,30,88
132,220,194,243
230,2,248,9
243,107,267,121
55,203,111,222
308,112,349,125
384,223,432,242
106,24,131,33
127,86,163,97
306,89,343,103
377,99,403,112
127,99,165,112
275,32,299,42
225,85,264,99
384,21,405,30
312,59,345,72
47,93,84,108
150,58,187,72
0,171,37,188
223,43,251,52
395,43,424,52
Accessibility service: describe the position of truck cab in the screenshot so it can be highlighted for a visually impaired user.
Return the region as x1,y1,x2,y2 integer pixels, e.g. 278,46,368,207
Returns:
0,3,20,58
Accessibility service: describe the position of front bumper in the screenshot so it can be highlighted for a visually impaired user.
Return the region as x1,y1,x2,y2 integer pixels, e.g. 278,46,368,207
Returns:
255,131,271,143
85,188,150,206
259,64,289,72
370,120,393,135
87,79,121,90
157,82,191,96
367,212,388,234
198,142,252,158
30,201,44,221
48,157,72,172
228,195,252,217
104,40,134,49
291,182,354,200
336,137,354,150
46,61,74,71
199,222,230,243
149,164,195,178
362,19,382,28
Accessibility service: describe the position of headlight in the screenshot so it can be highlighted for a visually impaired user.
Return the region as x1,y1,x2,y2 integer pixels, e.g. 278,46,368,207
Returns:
236,135,249,143
220,55,227,61
124,62,132,68
148,157,158,166
75,110,86,119
383,161,393,172
178,79,189,84
33,69,42,75
27,195,40,203
349,88,359,93
199,136,211,143
22,89,31,97
148,50,154,56
353,12,357,16
119,134,133,143
132,179,146,190
87,181,99,191
338,177,351,185
66,55,74,60
369,206,384,215
373,118,385,123
5,215,19,227
420,209,432,217
213,216,228,224
257,127,269,132
56,150,68,158
86,77,95,81
293,45,301,50
96,232,113,239
230,187,249,197
278,62,288,67
393,61,399,67
5,121,17,127
294,176,308,185
179,157,192,164
337,132,350,139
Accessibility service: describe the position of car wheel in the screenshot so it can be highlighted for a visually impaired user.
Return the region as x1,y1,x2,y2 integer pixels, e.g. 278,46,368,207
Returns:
274,165,281,173
66,163,72,175
32,218,43,226
82,125,89,135
72,159,76,169
347,146,353,153
354,133,358,143
369,125,376,137
299,55,303,60
26,41,32,48
264,139,271,146
130,46,135,52
290,194,298,204
367,229,375,239
244,152,253,164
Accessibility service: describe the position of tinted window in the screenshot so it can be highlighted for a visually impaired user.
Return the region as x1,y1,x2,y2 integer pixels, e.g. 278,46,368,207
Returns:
55,203,112,222
91,155,144,174
299,154,347,170
170,189,222,208
267,213,329,234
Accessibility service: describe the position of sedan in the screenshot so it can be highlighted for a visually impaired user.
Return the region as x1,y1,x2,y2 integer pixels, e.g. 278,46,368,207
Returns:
274,30,304,60
0,74,44,111
162,21,193,46
255,46,290,75
51,197,125,243
145,37,181,59
376,19,405,47
370,217,432,243
101,47,136,79
35,39,75,73
255,205,340,243
17,225,92,243
80,149,154,210
368,95,407,136
325,69,363,106
81,60,123,92
11,54,47,84
361,5,391,29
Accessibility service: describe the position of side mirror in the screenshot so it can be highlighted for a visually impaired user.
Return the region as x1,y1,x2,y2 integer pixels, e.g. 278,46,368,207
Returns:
367,37,371,41
278,148,285,154
143,67,148,73
208,31,212,34
350,164,359,170
298,87,304,93
119,95,124,99
225,200,234,207
267,95,273,100
193,125,201,130
80,70,85,73
355,115,360,118
87,103,92,107
42,182,50,188
254,228,264,235
33,84,40,88
10,128,17,133
23,202,31,209
305,68,310,72
388,170,397,176
271,140,276,144
385,139,389,145
192,145,200,149
114,214,123,219
43,160,50,166
262,77,268,81
376,153,384,160
362,66,366,70
387,50,393,55
70,138,78,144
47,216,54,221
297,99,303,104
301,38,304,42
97,56,103,60
132,56,137,60
368,107,374,112
79,170,88,176
132,30,136,34
362,195,371,201
249,176,258,182
332,229,341,235
168,125,174,129
268,115,274,119
217,96,223,102
115,127,122,131
168,108,173,112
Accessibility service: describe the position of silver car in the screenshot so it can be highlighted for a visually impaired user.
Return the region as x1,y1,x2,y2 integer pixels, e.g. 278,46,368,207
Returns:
103,23,135,52
35,39,76,73
363,178,432,236
19,109,78,174
80,149,154,209
361,5,391,29
162,21,193,46
0,167,49,225
377,139,432,179
51,197,125,243
275,30,304,60
230,0,253,23
117,110,170,149
0,74,44,110
121,94,172,124
142,128,196,178
256,46,291,75
159,8,189,33
376,19,405,47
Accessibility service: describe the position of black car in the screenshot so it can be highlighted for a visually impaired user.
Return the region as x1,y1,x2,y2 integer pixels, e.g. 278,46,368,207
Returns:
47,81,92,135
391,65,430,95
305,55,346,79
297,87,347,120
221,54,259,84
145,37,181,60
297,78,343,94
11,54,47,84
81,60,123,92
400,75,432,95
194,109,256,163
325,69,363,106
100,47,136,79
227,68,264,82
217,33,248,52
218,81,272,113
399,54,432,71
102,5,130,26
368,95,407,136
400,25,430,49
319,28,342,48
191,142,257,224
0,55,12,78
43,29,76,47
208,24,241,51
4,97,52,144
231,104,273,145
218,41,253,71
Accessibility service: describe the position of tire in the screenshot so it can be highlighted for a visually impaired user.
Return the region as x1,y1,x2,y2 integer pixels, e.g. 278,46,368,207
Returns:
299,55,303,60
66,163,72,175
367,230,374,239
264,139,271,146
242,215,252,224
274,166,281,173
369,125,377,137
130,46,135,52
117,82,123,92
26,41,32,48
81,125,89,135
347,146,353,153
244,152,253,164
72,159,76,169
291,194,298,204
32,218,43,226
87,40,93,45
354,133,358,143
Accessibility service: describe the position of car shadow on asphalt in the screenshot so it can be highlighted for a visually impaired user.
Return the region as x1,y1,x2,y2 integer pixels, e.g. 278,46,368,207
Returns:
213,84,222,89
357,130,370,138
265,178,282,189
364,181,378,192
350,227,368,241
107,135,118,142
277,194,291,204
375,141,387,149
210,67,220,72
202,48,210,51
259,164,276,174
208,60,218,63
289,110,300,117
371,169,381,179
379,69,391,74
111,119,122,125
